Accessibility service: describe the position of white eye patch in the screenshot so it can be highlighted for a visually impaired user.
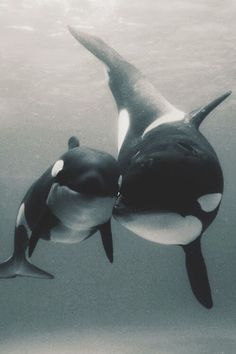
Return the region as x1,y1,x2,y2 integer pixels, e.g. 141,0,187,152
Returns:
198,193,222,212
51,160,64,177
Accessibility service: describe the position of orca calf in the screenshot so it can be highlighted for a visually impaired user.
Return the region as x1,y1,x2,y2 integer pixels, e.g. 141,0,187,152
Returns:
0,137,119,279
69,27,231,308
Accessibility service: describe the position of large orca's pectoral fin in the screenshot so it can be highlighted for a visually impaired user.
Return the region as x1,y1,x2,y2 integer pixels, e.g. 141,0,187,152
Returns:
28,206,58,257
99,219,113,263
182,238,213,309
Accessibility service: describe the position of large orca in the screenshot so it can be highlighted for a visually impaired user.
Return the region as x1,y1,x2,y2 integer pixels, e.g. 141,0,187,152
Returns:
69,27,231,308
0,137,119,279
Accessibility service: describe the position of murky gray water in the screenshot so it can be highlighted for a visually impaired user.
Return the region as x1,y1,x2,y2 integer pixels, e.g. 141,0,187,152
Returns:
0,0,236,353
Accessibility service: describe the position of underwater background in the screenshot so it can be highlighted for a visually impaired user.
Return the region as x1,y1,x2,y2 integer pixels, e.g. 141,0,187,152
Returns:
0,0,236,353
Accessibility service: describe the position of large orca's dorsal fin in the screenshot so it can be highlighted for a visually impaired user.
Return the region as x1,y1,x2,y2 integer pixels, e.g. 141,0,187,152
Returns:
69,27,177,136
189,91,232,128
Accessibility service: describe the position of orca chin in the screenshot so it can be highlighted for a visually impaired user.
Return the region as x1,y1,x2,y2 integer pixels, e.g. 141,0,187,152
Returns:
113,199,203,246
113,198,148,216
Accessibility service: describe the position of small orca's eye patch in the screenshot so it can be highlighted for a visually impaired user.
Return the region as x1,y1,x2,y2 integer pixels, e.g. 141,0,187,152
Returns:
51,160,64,177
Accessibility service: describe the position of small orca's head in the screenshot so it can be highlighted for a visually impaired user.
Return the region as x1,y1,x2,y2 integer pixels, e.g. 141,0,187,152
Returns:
51,144,120,198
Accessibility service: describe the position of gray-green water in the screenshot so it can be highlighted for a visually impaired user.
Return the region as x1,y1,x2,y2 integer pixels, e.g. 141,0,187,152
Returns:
0,0,236,353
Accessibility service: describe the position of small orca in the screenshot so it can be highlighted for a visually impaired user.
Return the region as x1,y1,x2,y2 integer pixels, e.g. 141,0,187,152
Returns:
69,27,231,308
0,136,119,279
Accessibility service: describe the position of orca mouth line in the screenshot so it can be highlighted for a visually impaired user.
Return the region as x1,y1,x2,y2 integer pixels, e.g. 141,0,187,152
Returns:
113,195,193,217
114,204,148,214
114,199,172,215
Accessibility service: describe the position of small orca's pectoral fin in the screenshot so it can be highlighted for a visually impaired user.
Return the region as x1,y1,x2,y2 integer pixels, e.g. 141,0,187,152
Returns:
28,233,40,258
99,219,113,263
182,238,213,309
28,206,58,258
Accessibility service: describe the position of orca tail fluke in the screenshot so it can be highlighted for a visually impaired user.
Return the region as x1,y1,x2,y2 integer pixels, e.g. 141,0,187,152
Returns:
0,257,17,278
182,238,213,309
0,256,54,279
68,26,127,70
69,27,178,142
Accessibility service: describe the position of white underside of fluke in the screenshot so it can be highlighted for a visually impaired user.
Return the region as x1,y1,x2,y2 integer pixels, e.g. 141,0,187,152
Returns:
142,108,185,137
115,211,202,245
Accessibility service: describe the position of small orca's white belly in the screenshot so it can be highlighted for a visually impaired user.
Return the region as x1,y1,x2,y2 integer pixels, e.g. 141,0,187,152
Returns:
115,211,202,245
50,223,97,244
46,183,115,243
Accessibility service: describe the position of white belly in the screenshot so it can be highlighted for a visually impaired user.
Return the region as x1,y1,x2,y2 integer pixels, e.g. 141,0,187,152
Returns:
114,211,202,245
50,223,97,244
47,183,115,231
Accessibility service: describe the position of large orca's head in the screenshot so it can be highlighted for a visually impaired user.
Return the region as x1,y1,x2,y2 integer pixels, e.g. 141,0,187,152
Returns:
114,92,231,216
